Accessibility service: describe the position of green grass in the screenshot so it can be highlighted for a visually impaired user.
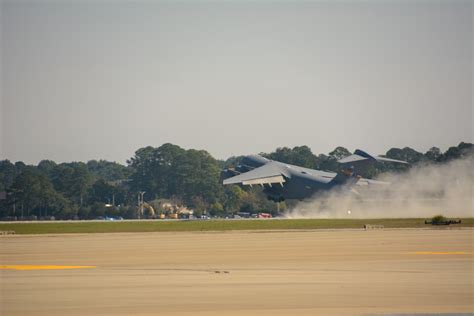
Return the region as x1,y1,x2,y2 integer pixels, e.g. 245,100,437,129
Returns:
0,218,473,235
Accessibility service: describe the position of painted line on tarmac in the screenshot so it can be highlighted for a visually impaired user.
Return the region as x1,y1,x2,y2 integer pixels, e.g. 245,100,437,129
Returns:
0,265,96,270
407,252,469,255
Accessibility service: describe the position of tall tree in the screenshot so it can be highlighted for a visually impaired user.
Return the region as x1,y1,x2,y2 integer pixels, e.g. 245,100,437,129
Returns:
87,160,131,181
424,147,442,162
0,160,17,191
171,149,222,206
50,163,92,207
264,145,319,168
37,160,57,177
6,169,70,218
385,147,424,164
128,144,187,199
328,146,351,160
439,142,473,162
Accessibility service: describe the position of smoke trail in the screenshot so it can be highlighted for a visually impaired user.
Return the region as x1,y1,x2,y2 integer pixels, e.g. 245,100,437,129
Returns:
284,157,474,218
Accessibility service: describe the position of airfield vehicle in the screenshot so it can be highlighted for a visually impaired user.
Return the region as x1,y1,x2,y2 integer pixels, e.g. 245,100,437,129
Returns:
425,218,461,225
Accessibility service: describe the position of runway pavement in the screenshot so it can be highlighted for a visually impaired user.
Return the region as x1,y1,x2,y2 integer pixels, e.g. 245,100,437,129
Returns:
1,229,473,315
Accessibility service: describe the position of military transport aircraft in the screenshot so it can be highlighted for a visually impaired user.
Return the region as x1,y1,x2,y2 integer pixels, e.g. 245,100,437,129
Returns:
221,150,407,201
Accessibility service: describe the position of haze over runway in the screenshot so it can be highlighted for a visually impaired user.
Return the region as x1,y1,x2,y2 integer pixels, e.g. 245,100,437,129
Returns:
1,229,473,315
1,0,472,163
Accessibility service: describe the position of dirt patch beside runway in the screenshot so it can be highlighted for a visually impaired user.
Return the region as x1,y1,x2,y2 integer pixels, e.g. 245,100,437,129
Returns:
1,229,473,315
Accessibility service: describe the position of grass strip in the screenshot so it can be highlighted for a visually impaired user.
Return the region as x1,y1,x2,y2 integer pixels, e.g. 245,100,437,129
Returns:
0,218,472,235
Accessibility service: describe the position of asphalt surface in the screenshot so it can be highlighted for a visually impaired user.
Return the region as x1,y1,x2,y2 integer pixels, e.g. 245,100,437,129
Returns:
1,229,473,315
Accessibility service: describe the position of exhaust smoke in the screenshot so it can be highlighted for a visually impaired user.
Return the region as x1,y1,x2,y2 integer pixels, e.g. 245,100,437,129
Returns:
284,157,474,218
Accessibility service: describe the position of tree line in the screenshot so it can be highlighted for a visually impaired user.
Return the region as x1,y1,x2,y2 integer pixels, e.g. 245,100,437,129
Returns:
0,142,472,220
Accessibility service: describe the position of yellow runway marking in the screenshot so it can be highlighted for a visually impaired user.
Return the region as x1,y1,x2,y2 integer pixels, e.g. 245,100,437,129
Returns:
0,265,96,270
408,252,469,255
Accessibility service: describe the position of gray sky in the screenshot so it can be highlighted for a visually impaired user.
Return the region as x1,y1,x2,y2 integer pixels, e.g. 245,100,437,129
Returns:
1,0,472,164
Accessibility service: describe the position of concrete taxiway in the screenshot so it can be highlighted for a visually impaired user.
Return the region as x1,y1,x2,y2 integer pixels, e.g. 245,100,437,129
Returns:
1,229,473,315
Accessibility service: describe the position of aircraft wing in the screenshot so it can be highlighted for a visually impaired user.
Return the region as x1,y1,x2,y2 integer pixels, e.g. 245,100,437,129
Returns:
373,156,409,164
337,149,408,176
337,154,368,164
223,162,287,186
338,150,408,165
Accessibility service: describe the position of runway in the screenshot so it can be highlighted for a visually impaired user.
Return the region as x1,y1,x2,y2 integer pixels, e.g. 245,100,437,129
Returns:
1,229,473,315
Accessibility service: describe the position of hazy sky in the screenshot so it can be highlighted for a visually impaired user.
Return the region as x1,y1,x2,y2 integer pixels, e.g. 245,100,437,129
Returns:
1,0,472,164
